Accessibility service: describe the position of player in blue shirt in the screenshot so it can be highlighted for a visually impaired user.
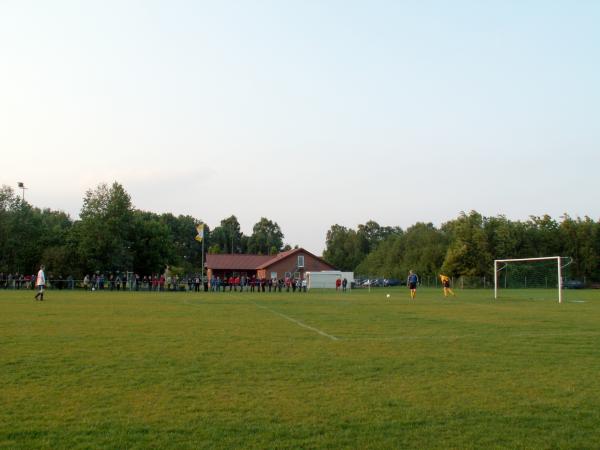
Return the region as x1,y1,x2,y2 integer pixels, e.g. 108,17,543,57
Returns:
407,270,418,299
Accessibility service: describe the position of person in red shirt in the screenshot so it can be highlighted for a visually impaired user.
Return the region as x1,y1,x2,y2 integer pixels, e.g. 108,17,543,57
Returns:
335,278,342,291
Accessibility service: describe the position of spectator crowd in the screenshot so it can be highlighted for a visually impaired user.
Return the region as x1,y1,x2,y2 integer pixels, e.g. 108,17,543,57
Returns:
0,271,310,293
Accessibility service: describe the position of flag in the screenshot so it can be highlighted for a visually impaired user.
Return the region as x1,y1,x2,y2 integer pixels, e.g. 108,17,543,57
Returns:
195,223,205,242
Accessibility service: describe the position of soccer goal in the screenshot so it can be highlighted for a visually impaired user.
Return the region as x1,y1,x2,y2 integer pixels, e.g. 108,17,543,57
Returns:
494,257,572,303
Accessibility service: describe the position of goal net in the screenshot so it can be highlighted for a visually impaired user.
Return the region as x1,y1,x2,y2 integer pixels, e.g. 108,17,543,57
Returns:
494,257,572,303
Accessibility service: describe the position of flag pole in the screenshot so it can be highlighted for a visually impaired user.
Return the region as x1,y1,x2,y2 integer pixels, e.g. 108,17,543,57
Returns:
196,223,205,291
201,235,205,289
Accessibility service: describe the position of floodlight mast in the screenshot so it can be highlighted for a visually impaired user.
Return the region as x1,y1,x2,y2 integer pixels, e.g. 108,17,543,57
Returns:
17,182,27,201
494,256,563,303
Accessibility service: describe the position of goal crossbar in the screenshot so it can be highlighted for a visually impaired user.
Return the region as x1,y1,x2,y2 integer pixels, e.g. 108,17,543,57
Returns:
494,256,563,303
495,256,562,264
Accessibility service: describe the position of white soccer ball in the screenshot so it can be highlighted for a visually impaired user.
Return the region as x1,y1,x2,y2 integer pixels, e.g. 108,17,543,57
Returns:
92,287,95,291
386,294,390,298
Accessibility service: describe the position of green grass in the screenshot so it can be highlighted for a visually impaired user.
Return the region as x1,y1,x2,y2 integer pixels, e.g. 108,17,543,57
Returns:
1,287,600,449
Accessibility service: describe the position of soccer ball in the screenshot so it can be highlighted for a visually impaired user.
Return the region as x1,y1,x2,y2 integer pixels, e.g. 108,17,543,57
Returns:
92,287,95,291
386,294,390,298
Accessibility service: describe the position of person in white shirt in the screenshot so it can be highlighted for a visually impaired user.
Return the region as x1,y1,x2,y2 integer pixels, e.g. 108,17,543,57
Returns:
34,265,46,301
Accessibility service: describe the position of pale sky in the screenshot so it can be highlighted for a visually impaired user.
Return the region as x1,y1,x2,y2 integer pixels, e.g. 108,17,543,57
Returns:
1,1,599,255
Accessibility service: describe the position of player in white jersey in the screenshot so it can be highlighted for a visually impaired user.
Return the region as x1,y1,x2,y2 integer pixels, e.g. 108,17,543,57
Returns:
34,265,46,301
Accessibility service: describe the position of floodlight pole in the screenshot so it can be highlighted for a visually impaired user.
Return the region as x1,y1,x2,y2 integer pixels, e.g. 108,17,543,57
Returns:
17,182,27,201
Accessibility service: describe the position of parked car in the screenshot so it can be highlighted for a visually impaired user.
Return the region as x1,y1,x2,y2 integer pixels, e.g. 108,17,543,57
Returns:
564,280,584,289
360,278,382,287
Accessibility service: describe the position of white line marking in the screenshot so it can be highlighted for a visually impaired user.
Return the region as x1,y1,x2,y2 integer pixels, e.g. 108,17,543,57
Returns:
251,301,340,341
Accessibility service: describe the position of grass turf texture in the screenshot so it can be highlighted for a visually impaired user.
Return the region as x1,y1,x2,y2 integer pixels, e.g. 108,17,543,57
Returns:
1,288,600,449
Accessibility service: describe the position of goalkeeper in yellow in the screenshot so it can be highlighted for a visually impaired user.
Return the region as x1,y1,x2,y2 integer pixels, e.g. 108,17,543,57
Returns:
439,274,455,297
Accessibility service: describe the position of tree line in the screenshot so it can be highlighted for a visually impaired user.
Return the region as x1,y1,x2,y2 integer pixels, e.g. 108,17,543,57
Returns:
0,182,287,278
2,182,599,282
323,212,600,282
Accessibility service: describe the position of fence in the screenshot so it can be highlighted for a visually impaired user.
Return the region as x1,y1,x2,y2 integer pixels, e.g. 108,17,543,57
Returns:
0,278,199,291
3,275,598,291
354,274,599,289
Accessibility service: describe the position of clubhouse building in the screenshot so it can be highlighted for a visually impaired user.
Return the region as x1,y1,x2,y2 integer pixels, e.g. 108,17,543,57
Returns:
205,248,335,281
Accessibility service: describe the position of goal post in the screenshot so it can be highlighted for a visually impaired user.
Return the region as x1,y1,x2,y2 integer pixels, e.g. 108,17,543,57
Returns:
494,256,567,303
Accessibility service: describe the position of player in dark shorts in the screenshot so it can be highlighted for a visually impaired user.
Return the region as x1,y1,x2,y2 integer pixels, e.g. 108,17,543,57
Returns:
407,270,418,299
439,274,455,297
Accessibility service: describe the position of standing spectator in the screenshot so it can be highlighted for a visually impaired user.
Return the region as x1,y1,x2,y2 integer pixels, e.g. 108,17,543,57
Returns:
342,278,348,292
336,278,342,291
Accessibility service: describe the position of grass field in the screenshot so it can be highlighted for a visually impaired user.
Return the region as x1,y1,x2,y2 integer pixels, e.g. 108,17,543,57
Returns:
2,287,600,449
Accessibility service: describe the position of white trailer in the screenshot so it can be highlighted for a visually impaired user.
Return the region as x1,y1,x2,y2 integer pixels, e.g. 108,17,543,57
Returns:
306,271,354,290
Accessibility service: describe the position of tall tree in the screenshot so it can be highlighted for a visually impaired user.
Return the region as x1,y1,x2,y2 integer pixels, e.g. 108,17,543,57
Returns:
77,182,134,273
322,225,365,270
356,221,401,253
159,213,207,271
211,215,243,254
129,211,173,275
356,222,445,279
442,211,492,277
247,218,284,255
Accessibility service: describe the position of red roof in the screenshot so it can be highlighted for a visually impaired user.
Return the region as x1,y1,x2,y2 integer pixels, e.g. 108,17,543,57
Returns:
257,248,333,270
205,254,273,270
255,248,297,269
206,248,335,271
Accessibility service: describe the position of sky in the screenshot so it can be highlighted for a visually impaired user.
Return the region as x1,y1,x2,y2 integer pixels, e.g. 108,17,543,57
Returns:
1,1,599,255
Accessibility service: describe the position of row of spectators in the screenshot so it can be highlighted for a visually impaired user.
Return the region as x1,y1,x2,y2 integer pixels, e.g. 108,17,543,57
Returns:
0,271,310,293
0,272,76,289
209,276,307,292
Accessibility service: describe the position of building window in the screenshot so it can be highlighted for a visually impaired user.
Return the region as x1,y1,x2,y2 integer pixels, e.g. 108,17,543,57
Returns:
294,271,300,279
271,272,277,279
297,255,304,268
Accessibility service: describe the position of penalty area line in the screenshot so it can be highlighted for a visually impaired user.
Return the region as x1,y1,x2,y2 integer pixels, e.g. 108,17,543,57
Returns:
251,301,340,341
